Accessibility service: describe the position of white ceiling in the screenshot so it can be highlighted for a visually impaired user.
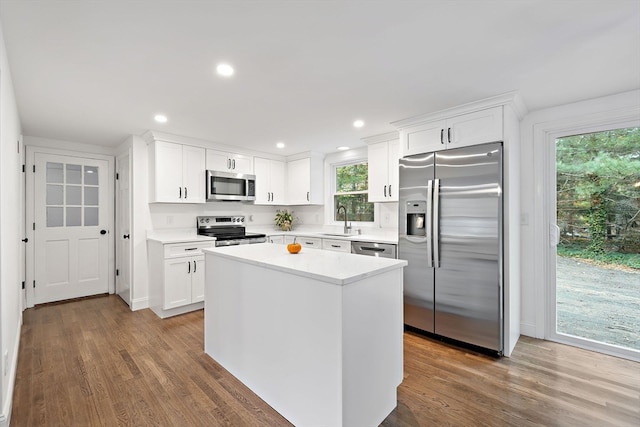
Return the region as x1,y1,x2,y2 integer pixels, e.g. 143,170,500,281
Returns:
1,1,638,156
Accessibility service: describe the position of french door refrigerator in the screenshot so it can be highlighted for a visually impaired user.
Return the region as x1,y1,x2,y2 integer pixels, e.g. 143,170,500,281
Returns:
398,142,503,353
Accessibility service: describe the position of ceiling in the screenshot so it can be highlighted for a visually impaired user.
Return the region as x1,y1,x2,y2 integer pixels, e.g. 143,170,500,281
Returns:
1,1,638,156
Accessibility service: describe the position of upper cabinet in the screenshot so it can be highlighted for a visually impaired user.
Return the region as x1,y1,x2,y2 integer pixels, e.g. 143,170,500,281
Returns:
206,149,253,175
254,157,286,205
287,154,324,205
397,106,503,156
148,140,205,203
365,132,400,203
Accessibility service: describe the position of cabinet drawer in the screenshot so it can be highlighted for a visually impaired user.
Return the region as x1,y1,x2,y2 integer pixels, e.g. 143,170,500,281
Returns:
322,239,351,252
164,241,214,258
298,237,322,248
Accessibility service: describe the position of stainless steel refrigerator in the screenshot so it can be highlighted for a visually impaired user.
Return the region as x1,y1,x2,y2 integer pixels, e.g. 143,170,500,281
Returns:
398,142,503,353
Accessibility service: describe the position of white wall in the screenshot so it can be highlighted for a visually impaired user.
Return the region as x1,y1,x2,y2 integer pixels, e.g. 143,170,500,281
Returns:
519,90,640,338
0,17,22,427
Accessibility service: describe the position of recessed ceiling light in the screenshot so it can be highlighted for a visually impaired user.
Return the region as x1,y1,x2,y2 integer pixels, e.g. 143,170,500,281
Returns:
276,142,285,149
353,120,364,128
216,63,235,77
337,146,350,151
154,114,168,123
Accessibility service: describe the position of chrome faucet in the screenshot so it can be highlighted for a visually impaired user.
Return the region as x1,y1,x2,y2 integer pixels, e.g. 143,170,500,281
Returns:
337,205,352,235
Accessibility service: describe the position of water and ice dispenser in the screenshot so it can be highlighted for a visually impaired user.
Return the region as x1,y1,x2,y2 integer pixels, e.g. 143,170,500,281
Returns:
406,200,427,236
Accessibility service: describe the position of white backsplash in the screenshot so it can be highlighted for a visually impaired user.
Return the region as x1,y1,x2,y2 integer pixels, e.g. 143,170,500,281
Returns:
149,202,325,231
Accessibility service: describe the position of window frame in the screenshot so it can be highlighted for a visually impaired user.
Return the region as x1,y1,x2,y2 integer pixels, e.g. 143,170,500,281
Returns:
324,148,379,229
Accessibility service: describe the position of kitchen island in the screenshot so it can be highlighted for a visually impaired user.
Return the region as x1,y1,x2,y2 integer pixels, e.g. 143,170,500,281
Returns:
203,243,407,427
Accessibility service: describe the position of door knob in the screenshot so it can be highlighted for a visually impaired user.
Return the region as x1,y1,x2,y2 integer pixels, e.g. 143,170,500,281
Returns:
100,230,107,235
22,238,28,243
123,234,130,239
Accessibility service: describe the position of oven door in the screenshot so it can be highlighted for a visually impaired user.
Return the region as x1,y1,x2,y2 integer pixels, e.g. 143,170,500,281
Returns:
207,170,256,202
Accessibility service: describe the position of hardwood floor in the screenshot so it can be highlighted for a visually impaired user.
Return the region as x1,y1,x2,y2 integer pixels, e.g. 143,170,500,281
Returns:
11,295,640,427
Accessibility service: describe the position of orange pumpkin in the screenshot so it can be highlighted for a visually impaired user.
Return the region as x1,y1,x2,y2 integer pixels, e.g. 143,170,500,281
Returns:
287,241,302,254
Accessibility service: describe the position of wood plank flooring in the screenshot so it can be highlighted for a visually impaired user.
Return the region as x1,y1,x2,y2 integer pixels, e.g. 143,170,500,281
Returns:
10,295,640,426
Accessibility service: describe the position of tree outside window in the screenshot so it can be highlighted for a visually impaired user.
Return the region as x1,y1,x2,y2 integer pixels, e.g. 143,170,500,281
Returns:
334,162,374,222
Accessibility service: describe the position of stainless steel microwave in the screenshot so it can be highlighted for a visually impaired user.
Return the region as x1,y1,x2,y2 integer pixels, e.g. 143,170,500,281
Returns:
206,170,256,202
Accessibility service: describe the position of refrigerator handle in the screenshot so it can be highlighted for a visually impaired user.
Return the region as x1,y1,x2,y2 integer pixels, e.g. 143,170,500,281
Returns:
426,180,433,268
433,178,440,268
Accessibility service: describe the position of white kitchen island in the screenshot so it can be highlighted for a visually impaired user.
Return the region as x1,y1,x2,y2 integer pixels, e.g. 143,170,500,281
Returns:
203,243,407,427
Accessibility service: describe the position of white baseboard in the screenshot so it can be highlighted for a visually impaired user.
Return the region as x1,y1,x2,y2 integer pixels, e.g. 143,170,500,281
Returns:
130,297,149,311
1,313,22,427
520,321,537,338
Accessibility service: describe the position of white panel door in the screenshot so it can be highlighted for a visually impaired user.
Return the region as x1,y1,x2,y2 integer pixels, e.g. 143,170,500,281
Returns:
116,152,132,305
34,153,110,304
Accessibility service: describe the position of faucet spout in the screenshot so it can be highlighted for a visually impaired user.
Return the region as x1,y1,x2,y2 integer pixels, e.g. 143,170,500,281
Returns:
337,205,351,235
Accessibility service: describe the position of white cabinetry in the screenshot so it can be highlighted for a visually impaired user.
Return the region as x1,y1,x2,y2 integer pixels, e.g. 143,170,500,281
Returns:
298,236,321,249
365,133,400,202
287,154,324,205
397,106,503,156
149,141,206,203
254,157,286,204
147,239,214,318
206,149,253,174
322,238,351,253
267,235,284,244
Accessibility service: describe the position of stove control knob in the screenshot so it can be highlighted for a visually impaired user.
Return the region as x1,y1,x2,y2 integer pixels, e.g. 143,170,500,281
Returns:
240,217,245,222
205,218,210,223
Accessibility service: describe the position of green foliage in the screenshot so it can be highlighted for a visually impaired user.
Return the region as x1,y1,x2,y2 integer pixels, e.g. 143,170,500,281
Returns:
556,127,640,256
336,163,369,192
558,245,640,270
274,209,295,231
335,162,374,222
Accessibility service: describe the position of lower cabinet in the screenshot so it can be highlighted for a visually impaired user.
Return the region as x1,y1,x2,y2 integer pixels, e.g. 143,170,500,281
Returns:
322,238,351,253
148,239,214,318
267,235,285,244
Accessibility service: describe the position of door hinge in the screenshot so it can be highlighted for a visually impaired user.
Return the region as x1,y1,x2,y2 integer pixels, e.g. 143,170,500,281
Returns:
116,173,119,180
32,280,36,288
22,164,25,173
21,281,25,290
33,222,35,231
32,165,35,173
116,269,119,276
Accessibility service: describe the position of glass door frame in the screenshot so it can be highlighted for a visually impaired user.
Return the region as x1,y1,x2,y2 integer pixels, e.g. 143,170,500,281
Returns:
544,119,640,362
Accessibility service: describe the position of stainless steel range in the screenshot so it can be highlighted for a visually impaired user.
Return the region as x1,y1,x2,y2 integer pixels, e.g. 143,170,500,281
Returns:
197,215,266,246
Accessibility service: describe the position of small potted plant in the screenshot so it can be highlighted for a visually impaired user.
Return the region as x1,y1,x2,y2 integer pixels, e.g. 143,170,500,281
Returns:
275,209,295,231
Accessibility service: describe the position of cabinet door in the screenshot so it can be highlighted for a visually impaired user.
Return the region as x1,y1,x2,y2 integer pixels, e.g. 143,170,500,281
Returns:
230,154,253,174
182,145,206,203
367,141,390,202
267,235,285,244
447,106,503,149
152,141,184,202
206,149,231,171
191,255,205,303
387,139,400,202
299,236,321,248
287,158,311,205
402,119,446,157
253,157,271,204
322,239,351,252
164,258,192,309
269,160,286,204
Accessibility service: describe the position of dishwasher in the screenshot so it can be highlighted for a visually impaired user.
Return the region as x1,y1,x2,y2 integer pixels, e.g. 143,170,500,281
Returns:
351,241,397,259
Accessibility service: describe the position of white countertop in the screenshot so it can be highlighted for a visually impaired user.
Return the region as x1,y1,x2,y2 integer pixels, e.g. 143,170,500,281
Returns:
204,243,406,285
147,229,216,244
246,227,398,244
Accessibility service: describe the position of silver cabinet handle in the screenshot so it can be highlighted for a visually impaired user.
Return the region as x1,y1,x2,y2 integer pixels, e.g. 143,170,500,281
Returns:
433,178,440,268
440,129,444,144
426,180,433,268
388,185,392,198
306,191,310,201
331,244,341,248
384,185,387,197
184,187,188,199
227,158,231,169
187,261,191,274
305,241,314,245
193,260,197,273
447,128,451,143
179,187,182,199
232,159,236,169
